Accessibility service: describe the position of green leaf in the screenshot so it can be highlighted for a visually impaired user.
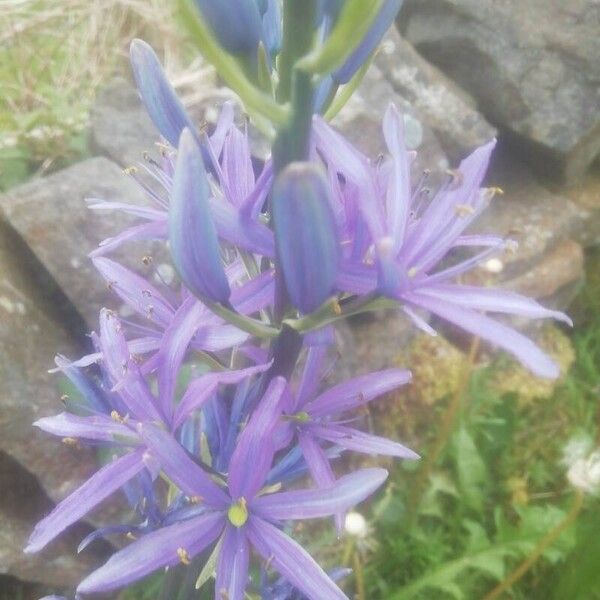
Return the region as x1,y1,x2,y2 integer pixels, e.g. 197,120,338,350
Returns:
297,0,383,76
453,425,489,513
552,510,600,599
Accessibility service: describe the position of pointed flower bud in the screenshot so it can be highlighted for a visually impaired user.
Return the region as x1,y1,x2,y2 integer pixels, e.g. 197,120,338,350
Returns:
272,163,340,314
169,129,231,304
333,0,403,84
129,40,197,148
194,0,264,55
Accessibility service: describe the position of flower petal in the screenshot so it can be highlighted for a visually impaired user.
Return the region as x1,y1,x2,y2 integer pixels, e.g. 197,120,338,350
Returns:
34,412,133,443
215,525,250,600
26,451,145,553
253,468,387,520
404,290,560,378
77,512,224,594
140,423,228,508
130,39,197,148
248,517,348,600
310,424,419,458
306,369,411,418
228,377,287,500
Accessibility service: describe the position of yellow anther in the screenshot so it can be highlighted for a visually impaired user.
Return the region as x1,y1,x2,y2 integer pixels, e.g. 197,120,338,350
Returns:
187,496,203,504
489,186,504,196
142,255,153,266
60,394,69,402
445,168,464,188
62,437,80,448
407,266,419,278
333,300,342,316
177,547,191,565
126,532,137,541
110,410,129,424
123,166,138,176
454,204,475,217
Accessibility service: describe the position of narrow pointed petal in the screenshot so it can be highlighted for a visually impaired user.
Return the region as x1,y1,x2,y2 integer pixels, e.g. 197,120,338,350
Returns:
26,451,145,553
140,423,228,507
382,103,411,247
77,512,224,594
98,309,164,422
272,162,340,313
170,129,231,303
173,361,272,429
418,284,572,325
34,412,133,443
130,39,197,147
310,424,419,458
93,257,174,327
253,469,388,521
228,377,287,500
91,219,168,257
404,290,560,378
306,369,411,418
334,0,403,84
194,0,264,54
215,526,250,600
248,517,348,600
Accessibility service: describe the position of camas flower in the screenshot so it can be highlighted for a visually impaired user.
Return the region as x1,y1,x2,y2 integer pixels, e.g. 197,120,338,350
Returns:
313,105,571,378
26,309,270,554
76,379,388,600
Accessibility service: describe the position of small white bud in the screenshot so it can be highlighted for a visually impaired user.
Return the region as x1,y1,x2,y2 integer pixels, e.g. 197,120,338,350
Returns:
344,511,368,538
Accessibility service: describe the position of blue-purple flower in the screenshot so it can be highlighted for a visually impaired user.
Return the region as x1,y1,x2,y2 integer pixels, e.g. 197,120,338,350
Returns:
76,379,388,600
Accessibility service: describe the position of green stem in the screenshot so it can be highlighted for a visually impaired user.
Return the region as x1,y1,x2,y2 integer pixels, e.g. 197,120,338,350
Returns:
406,336,481,524
277,0,317,103
480,490,585,600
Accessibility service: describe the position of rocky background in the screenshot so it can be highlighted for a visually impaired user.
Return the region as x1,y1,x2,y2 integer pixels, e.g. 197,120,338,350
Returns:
0,2,598,596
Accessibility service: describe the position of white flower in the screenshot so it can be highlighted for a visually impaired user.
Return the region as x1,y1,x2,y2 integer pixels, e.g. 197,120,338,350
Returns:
344,511,368,538
561,436,593,469
566,449,600,495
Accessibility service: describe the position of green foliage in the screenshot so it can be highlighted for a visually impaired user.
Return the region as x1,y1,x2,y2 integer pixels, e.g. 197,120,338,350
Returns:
363,264,600,599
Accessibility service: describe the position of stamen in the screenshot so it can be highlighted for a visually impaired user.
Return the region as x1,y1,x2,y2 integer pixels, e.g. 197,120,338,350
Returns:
177,547,191,565
123,166,138,176
454,204,475,217
407,266,419,278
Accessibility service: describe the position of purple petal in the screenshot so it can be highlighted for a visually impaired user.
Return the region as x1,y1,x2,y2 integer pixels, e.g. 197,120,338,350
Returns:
306,369,412,418
130,39,197,148
248,517,348,600
34,412,134,443
215,525,250,600
91,220,168,257
310,424,419,459
173,362,271,429
77,512,224,594
93,257,174,327
295,345,328,410
417,284,572,325
404,290,560,378
253,468,388,520
222,126,255,206
382,104,412,250
26,451,146,553
98,310,164,422
228,377,287,500
272,162,340,314
170,129,231,303
140,423,228,507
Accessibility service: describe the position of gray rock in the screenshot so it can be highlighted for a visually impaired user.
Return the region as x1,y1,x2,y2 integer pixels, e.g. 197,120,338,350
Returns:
468,152,584,282
375,28,496,162
0,157,159,329
0,452,105,588
91,77,160,168
399,0,600,184
333,62,449,177
0,221,95,503
567,167,600,247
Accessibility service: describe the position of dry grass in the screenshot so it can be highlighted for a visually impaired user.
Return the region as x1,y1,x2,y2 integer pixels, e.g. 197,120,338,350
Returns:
0,0,217,183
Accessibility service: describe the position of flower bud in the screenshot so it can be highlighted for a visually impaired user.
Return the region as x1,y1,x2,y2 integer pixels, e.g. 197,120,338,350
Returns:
333,0,403,84
129,40,197,148
272,163,340,314
169,129,231,304
194,0,264,55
